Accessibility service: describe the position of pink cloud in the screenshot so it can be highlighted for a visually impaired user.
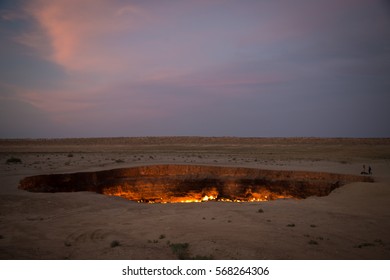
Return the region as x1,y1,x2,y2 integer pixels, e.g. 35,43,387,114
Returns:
25,0,149,74
13,0,375,124
21,0,253,82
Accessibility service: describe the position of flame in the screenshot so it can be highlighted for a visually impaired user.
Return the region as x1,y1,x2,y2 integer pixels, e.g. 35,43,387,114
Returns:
103,187,291,203
202,195,216,201
134,196,286,203
180,199,201,203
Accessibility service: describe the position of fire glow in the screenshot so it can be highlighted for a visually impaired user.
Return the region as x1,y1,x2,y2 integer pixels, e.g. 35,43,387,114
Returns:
18,164,373,204
128,194,282,204
101,185,291,203
137,198,268,204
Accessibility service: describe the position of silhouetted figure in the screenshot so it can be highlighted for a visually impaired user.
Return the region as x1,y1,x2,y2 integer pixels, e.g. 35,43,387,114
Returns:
368,166,372,175
361,164,368,175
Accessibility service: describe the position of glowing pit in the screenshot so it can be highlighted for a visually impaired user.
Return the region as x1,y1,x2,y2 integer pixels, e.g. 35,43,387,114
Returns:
19,165,373,203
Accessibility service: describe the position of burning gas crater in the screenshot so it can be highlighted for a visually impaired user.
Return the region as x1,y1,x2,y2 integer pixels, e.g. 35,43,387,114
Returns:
19,165,373,203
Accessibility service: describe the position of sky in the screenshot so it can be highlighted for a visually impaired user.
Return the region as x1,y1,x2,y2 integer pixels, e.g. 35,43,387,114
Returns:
0,0,389,138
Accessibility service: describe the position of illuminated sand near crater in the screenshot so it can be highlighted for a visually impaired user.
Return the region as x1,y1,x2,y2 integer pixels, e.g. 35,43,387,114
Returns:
1,137,390,259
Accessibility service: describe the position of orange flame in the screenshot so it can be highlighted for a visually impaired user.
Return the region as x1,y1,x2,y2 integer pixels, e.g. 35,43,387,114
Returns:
103,187,291,203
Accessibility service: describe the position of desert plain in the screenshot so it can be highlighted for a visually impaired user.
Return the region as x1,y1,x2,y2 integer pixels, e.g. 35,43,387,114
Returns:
0,137,389,260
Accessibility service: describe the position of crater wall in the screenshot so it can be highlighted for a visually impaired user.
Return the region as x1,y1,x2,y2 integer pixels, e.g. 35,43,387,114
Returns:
18,165,373,203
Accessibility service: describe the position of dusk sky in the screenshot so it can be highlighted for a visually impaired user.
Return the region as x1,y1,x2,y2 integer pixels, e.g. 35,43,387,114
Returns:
1,0,389,138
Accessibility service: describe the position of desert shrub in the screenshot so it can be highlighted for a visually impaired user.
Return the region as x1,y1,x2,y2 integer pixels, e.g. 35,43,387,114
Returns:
67,153,74,158
110,240,120,248
169,242,213,260
169,243,190,260
6,157,22,164
147,239,158,243
159,234,166,239
356,242,374,248
308,240,318,245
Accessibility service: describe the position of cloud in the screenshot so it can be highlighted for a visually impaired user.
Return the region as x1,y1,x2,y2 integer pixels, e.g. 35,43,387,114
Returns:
24,0,149,75
2,0,389,137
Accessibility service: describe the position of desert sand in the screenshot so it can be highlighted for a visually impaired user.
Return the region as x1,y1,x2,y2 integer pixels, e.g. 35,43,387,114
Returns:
0,137,389,259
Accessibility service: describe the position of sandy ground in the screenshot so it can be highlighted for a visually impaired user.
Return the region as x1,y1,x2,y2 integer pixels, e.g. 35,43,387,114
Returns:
0,137,389,259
